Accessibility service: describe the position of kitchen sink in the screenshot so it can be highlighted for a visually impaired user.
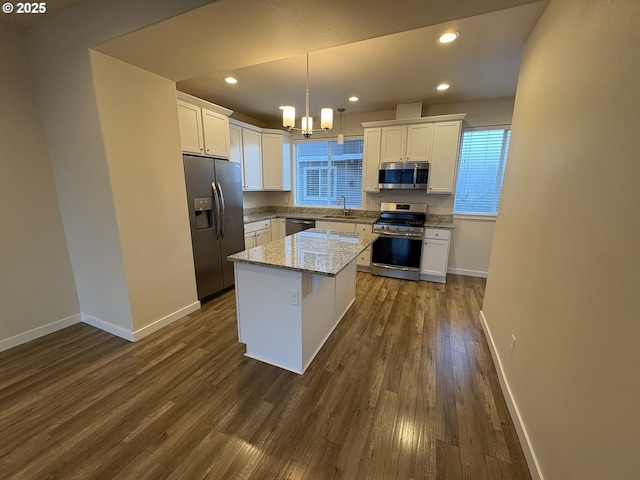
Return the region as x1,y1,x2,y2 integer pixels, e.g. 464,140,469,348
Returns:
322,215,359,220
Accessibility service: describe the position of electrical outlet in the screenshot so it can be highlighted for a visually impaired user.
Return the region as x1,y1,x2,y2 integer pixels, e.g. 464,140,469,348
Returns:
289,289,299,306
510,334,517,355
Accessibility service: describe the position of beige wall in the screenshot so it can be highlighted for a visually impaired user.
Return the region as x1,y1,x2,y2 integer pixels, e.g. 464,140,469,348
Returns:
482,1,640,478
0,22,79,350
90,52,198,334
24,0,209,340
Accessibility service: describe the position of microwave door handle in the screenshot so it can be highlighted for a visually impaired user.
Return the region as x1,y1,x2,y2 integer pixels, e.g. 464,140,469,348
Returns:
413,163,418,188
217,182,225,238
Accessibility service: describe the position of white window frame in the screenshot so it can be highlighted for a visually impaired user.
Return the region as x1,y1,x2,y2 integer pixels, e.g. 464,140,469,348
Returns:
293,136,364,208
453,125,511,217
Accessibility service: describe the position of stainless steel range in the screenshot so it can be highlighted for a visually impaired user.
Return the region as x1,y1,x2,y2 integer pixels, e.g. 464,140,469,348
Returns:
371,202,426,281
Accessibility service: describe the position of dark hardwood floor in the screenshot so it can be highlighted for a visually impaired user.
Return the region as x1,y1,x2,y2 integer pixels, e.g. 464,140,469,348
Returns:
0,273,531,479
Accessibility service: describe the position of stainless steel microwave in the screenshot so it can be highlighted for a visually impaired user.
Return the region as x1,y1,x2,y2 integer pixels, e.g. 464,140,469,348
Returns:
378,162,429,190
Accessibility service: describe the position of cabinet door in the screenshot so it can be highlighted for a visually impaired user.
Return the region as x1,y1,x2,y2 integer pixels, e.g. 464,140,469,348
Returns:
428,121,462,194
355,223,372,234
202,108,230,158
271,218,286,240
261,133,284,190
380,126,407,162
362,128,381,192
282,135,292,191
421,239,449,277
357,249,371,268
242,128,263,190
406,123,433,161
316,221,356,232
228,124,245,188
244,233,257,249
177,100,204,155
256,228,271,246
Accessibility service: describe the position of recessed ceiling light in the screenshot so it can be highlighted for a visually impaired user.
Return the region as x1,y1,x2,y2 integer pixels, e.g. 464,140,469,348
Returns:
438,31,460,44
437,83,450,91
348,96,359,102
224,76,238,84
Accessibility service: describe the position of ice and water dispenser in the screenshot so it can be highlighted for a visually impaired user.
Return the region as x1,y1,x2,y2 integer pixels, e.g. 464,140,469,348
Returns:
193,197,214,230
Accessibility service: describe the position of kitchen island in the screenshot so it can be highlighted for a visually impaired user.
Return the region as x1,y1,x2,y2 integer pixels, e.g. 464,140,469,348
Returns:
228,228,378,374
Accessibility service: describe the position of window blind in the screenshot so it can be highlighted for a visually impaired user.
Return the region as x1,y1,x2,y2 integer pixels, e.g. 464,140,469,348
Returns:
293,138,363,207
453,128,511,215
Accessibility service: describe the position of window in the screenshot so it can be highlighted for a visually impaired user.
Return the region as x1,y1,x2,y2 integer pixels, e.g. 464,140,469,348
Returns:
293,138,363,207
453,127,511,215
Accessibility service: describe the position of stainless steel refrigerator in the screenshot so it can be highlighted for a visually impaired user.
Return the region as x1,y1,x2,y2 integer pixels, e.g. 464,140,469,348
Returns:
183,154,245,299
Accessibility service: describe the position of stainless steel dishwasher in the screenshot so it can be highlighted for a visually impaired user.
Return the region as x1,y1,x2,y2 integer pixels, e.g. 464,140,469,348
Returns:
285,218,316,236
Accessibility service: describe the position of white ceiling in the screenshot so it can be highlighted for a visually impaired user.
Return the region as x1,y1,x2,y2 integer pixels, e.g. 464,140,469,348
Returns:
97,0,547,124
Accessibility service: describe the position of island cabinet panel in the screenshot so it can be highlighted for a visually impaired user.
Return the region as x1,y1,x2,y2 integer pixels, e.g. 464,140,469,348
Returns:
234,262,304,364
334,260,357,322
234,261,346,374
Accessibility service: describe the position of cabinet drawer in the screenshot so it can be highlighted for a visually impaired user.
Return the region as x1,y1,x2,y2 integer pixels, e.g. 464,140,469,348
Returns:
245,219,271,233
424,228,451,240
355,223,373,234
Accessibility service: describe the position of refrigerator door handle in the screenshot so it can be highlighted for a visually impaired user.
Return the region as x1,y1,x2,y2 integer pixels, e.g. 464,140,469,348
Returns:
211,182,221,239
217,182,226,238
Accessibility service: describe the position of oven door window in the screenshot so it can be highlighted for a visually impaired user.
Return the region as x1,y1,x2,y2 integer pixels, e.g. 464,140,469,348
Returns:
371,236,422,269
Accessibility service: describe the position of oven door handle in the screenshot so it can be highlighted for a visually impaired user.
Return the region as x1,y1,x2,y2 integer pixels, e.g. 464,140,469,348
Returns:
374,230,423,239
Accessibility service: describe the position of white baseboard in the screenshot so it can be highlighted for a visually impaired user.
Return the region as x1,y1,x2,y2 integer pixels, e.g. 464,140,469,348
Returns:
447,267,488,278
82,301,201,342
0,313,81,353
0,302,201,353
479,311,543,480
82,313,135,341
132,301,200,341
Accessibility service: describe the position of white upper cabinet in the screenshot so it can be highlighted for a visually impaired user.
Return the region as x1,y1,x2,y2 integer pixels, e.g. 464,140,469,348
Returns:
176,92,232,158
428,121,462,194
405,124,433,161
229,119,291,192
380,126,407,162
380,123,433,163
177,99,204,155
241,128,263,191
262,133,291,191
228,123,246,189
202,108,230,158
362,128,382,192
362,113,465,195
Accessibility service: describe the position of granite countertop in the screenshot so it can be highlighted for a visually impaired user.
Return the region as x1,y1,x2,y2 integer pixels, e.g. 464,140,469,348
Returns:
228,228,379,277
243,211,378,225
243,210,455,229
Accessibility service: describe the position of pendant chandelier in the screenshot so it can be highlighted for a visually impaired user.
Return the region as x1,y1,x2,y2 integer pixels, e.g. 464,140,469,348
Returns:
282,53,333,138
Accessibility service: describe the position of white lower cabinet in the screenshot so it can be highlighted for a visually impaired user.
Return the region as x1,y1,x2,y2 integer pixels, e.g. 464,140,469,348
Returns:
271,218,286,240
420,228,451,283
315,220,356,233
244,220,271,249
355,224,372,270
316,221,372,271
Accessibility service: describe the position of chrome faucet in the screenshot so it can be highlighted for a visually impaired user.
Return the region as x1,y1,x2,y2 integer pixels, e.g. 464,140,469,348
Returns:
337,195,349,216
